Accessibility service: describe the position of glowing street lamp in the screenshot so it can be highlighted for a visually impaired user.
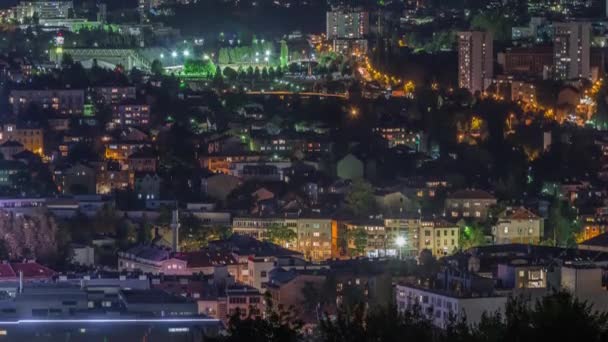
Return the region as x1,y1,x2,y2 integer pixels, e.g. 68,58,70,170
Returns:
171,51,177,58
160,53,164,59
265,50,270,56
396,236,406,259
183,50,190,57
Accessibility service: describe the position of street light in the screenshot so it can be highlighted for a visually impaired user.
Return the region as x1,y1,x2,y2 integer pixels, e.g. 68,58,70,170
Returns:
265,50,270,56
183,50,190,57
171,51,177,58
396,236,406,259
160,53,164,59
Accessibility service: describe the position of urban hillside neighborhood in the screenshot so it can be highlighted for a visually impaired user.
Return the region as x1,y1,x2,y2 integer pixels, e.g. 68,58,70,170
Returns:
0,0,608,340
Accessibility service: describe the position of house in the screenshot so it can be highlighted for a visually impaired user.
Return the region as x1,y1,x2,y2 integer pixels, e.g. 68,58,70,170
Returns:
134,173,161,201
0,160,26,188
492,207,544,244
54,163,96,195
118,245,239,276
337,153,364,180
418,218,460,257
0,140,24,160
96,160,133,194
0,123,43,155
445,189,497,219
127,148,157,173
71,244,95,266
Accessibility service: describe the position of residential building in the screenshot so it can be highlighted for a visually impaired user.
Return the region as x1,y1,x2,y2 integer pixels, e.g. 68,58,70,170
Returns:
0,140,24,160
458,31,493,94
372,127,424,150
134,173,161,201
54,163,96,195
127,148,157,173
111,102,150,128
492,207,544,244
499,46,553,78
96,160,133,194
199,153,262,174
445,189,497,219
232,216,338,262
553,22,591,80
266,270,326,322
9,89,84,115
14,0,74,22
326,7,369,39
0,124,44,155
93,86,136,105
395,283,507,329
418,219,460,256
118,245,239,276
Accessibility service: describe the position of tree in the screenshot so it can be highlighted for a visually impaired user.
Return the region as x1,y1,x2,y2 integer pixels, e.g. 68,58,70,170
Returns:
223,66,238,81
349,228,368,256
547,197,579,246
151,59,164,76
460,221,485,249
280,40,289,67
0,209,61,260
266,223,296,246
345,180,377,218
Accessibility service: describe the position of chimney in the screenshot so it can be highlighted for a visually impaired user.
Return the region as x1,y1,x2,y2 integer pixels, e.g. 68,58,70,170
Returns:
171,209,180,252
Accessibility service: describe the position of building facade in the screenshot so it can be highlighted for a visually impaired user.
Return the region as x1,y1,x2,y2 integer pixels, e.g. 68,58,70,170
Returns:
458,31,493,94
553,22,591,80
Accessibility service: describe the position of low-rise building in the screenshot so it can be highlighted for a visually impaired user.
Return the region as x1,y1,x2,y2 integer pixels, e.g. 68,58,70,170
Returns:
395,283,507,329
93,86,136,105
418,219,459,256
445,189,497,219
0,124,44,155
110,102,150,128
492,207,544,244
9,89,84,115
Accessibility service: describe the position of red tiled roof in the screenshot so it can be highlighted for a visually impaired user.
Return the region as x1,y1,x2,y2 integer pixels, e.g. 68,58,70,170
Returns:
0,264,16,278
10,262,56,278
503,207,539,220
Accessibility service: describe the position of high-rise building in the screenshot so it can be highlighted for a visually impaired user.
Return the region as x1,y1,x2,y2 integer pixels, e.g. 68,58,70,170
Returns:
326,7,369,39
553,22,591,80
458,31,493,94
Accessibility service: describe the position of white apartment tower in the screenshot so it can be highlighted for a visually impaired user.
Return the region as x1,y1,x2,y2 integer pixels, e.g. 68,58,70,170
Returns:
458,31,493,94
553,22,591,80
326,7,369,39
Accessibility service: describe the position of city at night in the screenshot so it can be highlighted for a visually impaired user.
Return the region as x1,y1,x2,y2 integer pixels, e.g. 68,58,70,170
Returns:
0,0,607,340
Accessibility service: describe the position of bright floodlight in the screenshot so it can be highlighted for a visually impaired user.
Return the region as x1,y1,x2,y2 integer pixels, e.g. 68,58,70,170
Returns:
183,50,190,57
396,236,406,247
171,51,177,58
265,50,270,56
